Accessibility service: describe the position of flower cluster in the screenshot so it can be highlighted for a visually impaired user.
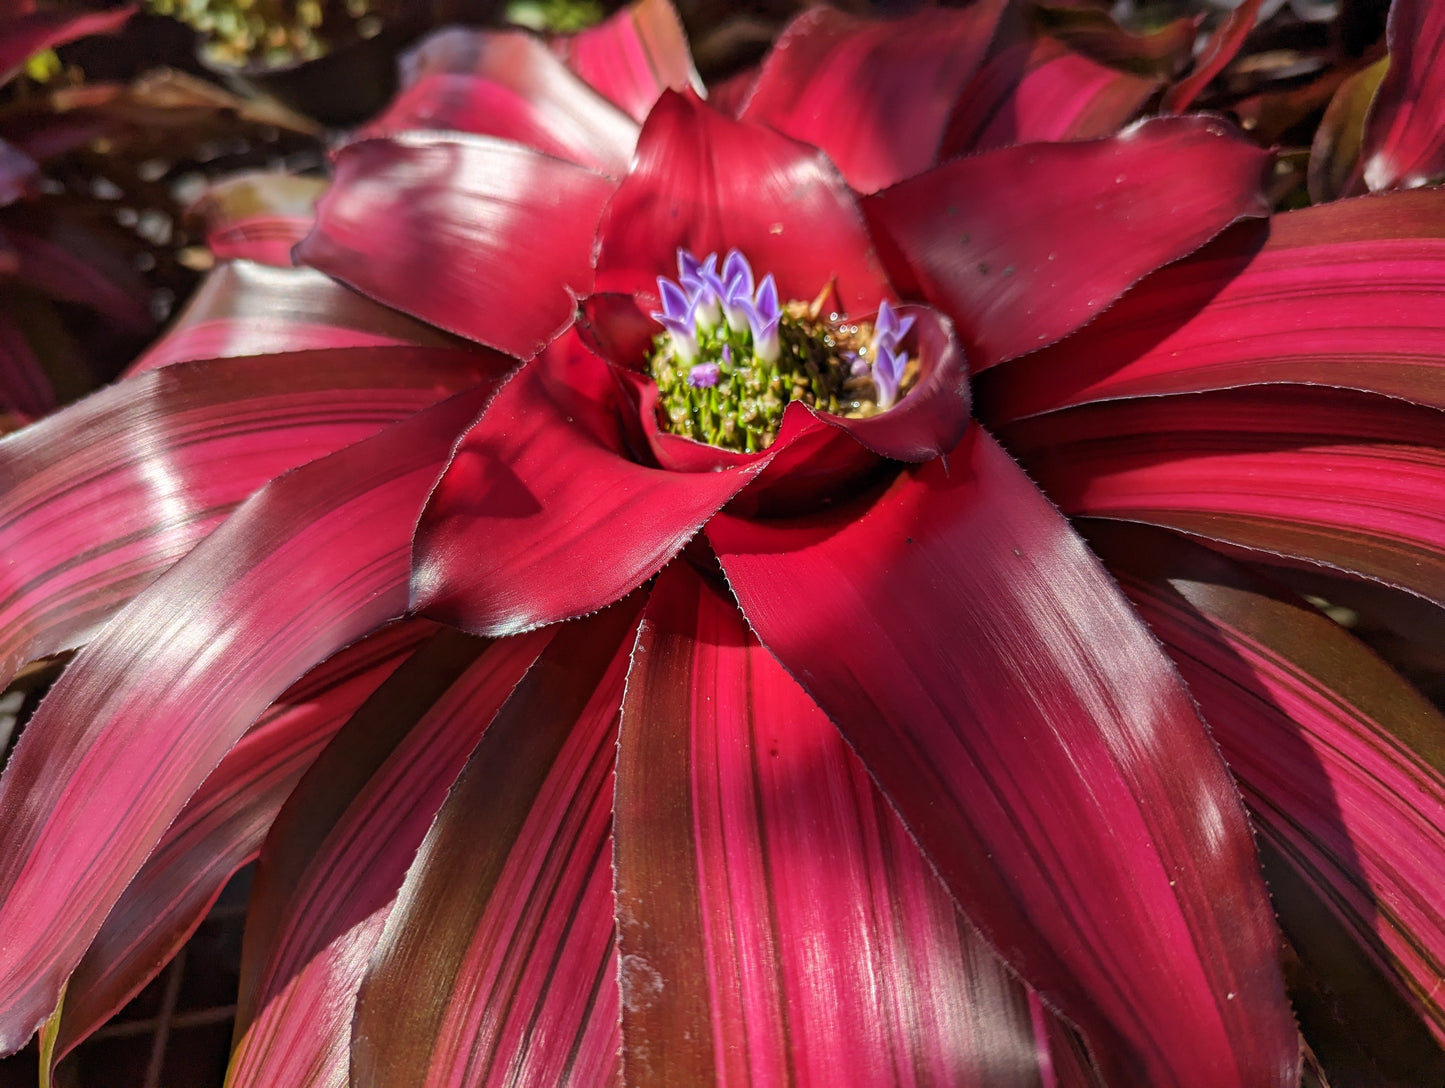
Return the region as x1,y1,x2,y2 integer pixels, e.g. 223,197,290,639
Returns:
648,248,916,451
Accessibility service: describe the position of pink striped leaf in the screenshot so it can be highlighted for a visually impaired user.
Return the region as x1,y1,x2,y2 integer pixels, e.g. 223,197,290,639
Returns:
129,261,465,373
864,117,1270,371
1004,384,1445,609
940,35,1158,157
190,173,327,268
1088,521,1445,1075
227,627,549,1088
350,597,643,1088
707,425,1297,1088
614,560,1076,1086
738,1,1005,193
0,347,495,694
367,27,639,175
296,134,615,360
981,190,1445,422
550,0,701,122
0,384,493,1056
49,621,433,1069
1359,0,1445,191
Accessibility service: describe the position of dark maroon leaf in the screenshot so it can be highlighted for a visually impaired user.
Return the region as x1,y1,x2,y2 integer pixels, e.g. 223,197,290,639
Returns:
708,424,1297,1088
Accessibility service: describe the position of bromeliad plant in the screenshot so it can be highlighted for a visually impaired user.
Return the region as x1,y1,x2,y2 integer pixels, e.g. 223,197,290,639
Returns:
1,0,1445,1084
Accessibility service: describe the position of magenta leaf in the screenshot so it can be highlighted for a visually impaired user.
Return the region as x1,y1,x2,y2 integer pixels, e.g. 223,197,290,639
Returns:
1089,521,1445,1062
129,262,466,373
864,116,1271,371
190,173,327,268
738,1,1005,193
368,27,639,175
615,561,1071,1085
550,0,701,122
0,385,493,1055
228,627,547,1087
297,134,615,360
0,348,494,694
350,598,643,1088
1006,384,1445,609
1359,0,1445,191
49,621,432,1068
592,90,892,317
708,425,1297,1088
982,190,1445,422
941,35,1158,157
412,337,770,637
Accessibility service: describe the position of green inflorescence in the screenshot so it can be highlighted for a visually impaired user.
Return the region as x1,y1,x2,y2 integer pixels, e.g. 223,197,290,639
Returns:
649,306,881,454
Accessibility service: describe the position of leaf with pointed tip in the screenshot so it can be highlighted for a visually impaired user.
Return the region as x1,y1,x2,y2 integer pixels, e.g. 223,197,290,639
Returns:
129,262,465,374
592,89,892,316
411,337,771,638
227,628,549,1088
1088,521,1445,1065
981,191,1445,422
1005,385,1445,609
708,425,1297,1088
1308,57,1389,204
615,561,1068,1086
369,28,639,176
49,621,433,1069
190,173,327,268
1162,0,1261,113
0,348,494,695
297,134,615,360
865,117,1270,371
941,35,1158,157
0,385,492,1057
550,0,702,122
351,598,642,1088
1359,0,1445,191
738,2,1004,193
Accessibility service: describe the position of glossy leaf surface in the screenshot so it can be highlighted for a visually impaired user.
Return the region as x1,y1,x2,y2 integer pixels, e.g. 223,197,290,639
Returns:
371,27,639,175
351,600,641,1088
190,173,327,267
1090,522,1445,1054
982,191,1445,421
615,561,1053,1086
865,117,1270,370
228,629,544,1088
298,134,615,359
1161,0,1261,113
130,261,465,373
592,90,892,317
1360,0,1445,191
739,2,1004,192
941,35,1157,157
50,622,432,1067
412,340,768,637
551,0,701,122
0,386,493,1055
708,425,1296,1088
0,348,492,693
1007,385,1445,608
